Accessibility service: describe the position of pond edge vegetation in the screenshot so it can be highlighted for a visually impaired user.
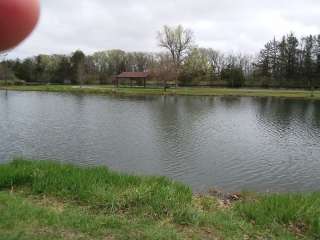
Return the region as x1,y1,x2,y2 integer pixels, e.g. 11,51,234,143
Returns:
1,84,320,100
1,159,320,239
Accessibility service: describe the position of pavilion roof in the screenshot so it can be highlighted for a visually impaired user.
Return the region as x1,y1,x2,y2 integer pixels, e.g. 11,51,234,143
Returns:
117,72,149,78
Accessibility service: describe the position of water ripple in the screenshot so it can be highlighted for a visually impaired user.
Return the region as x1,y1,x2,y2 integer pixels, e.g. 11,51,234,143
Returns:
1,91,320,192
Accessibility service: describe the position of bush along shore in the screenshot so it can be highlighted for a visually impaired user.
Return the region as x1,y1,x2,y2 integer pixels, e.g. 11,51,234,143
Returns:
1,84,320,100
0,160,320,239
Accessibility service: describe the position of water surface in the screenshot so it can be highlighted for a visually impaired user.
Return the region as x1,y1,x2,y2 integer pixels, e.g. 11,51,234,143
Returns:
1,90,320,192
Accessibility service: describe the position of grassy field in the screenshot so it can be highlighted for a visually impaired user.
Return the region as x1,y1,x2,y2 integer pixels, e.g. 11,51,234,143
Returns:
0,160,319,239
0,84,320,100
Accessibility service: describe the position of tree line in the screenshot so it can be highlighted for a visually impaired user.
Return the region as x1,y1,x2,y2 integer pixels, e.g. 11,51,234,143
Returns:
0,25,319,89
256,33,320,88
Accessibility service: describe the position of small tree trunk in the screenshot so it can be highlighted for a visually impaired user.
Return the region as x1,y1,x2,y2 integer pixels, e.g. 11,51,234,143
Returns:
4,65,8,94
78,65,83,88
175,66,179,88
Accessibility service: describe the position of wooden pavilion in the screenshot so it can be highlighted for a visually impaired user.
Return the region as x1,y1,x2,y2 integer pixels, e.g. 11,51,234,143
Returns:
115,72,149,88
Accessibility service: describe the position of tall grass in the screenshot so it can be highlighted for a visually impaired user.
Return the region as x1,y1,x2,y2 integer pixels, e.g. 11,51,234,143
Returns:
0,159,192,218
1,159,320,239
235,193,320,238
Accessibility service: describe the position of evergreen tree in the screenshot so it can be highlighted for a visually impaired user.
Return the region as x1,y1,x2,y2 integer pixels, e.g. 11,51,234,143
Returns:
278,36,288,87
257,42,272,77
286,33,299,80
270,37,280,81
71,50,85,85
302,35,314,88
316,35,320,84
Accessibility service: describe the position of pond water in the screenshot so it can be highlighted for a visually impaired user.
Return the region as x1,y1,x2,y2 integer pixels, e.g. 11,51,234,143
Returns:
1,90,320,192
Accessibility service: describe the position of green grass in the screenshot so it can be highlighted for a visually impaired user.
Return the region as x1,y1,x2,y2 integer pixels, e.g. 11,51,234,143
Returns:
0,159,319,239
235,193,320,239
1,84,320,100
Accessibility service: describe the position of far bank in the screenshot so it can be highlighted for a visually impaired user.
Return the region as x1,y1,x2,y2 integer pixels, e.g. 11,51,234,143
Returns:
1,84,320,100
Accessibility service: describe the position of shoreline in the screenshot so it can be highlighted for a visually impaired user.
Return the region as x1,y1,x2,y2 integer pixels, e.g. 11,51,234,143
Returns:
1,84,320,100
0,159,319,239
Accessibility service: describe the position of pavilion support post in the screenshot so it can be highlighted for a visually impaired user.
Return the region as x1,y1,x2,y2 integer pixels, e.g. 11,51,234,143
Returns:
144,78,146,88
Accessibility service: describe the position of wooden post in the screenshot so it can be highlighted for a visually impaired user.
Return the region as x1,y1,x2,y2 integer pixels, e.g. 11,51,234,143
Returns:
144,78,146,88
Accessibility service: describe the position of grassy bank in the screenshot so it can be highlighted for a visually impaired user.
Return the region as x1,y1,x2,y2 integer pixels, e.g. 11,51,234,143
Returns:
1,84,320,100
0,160,319,239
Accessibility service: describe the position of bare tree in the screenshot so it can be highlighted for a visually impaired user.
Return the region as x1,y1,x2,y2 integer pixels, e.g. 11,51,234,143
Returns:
157,25,194,87
206,49,225,80
151,53,177,91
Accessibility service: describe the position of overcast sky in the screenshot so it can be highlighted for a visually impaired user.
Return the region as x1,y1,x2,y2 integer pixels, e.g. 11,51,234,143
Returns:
8,0,320,59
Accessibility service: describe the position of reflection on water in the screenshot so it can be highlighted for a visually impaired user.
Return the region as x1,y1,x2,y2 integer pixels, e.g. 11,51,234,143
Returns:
1,90,320,192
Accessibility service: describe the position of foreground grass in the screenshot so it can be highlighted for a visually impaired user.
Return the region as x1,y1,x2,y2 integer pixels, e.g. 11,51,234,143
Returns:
0,160,319,239
1,84,320,100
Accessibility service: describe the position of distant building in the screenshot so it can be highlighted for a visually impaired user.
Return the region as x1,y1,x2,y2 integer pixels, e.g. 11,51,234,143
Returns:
116,72,149,88
63,79,71,85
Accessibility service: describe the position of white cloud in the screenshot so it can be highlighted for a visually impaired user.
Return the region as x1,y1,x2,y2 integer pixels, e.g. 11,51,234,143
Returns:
8,0,320,58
